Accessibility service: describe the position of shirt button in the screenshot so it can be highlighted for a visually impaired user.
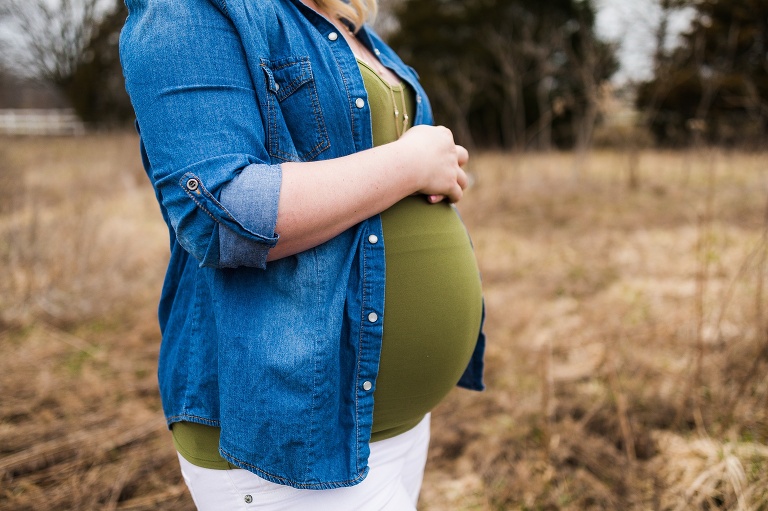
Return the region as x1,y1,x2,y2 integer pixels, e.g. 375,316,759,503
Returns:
374,48,381,56
186,178,199,191
368,312,378,323
274,82,280,91
244,495,253,504
328,32,338,41
416,94,422,104
368,234,378,244
362,381,372,391
355,98,365,109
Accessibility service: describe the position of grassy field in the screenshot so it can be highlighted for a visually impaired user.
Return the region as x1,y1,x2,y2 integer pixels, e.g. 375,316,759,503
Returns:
1,134,767,510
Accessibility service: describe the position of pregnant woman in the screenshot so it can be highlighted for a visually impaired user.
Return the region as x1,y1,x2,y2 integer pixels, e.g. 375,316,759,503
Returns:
120,0,486,509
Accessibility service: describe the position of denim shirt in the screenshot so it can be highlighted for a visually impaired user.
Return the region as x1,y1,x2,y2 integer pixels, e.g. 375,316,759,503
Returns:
120,0,485,489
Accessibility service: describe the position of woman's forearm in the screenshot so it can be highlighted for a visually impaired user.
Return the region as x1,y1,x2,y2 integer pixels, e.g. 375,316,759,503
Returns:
267,125,468,261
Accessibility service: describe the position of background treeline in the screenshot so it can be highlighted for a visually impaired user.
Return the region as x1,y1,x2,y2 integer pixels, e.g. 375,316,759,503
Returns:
0,0,766,147
389,0,618,151
637,0,768,147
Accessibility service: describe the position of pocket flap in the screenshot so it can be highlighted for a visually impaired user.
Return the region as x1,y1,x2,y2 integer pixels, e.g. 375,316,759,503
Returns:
261,57,312,102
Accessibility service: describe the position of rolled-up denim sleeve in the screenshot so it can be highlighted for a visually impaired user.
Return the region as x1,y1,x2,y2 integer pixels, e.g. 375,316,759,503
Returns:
121,0,280,269
218,163,282,268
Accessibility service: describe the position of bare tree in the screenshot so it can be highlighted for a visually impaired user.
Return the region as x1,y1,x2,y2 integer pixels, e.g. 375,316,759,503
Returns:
645,0,695,114
1,0,102,84
483,14,570,152
430,67,478,150
526,22,561,152
567,18,602,155
484,28,528,150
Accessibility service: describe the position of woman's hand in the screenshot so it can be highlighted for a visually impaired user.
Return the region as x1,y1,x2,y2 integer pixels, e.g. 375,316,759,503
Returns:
396,125,469,203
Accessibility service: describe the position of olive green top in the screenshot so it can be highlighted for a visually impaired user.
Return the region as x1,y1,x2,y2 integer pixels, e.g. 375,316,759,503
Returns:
356,60,415,147
173,421,234,470
357,60,483,441
172,59,483,467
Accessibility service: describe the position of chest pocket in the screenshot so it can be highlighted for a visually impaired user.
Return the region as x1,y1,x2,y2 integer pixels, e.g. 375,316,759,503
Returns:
261,57,330,163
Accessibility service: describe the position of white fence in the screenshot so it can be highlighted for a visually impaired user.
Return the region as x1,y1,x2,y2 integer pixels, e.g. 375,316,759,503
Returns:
0,109,86,136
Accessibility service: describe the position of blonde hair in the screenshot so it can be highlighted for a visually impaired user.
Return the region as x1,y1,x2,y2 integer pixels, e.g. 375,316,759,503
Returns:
315,0,378,33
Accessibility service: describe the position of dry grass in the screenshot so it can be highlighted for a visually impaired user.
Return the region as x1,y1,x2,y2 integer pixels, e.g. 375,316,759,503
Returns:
0,135,179,510
1,136,767,510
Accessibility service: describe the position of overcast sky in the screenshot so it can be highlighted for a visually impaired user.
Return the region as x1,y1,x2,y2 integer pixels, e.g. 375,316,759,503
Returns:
595,0,697,84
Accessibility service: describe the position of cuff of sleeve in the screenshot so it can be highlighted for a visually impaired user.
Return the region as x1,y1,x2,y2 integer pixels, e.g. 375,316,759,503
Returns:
218,163,282,269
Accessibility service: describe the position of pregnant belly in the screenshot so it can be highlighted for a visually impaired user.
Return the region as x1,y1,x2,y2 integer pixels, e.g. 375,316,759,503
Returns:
371,196,483,442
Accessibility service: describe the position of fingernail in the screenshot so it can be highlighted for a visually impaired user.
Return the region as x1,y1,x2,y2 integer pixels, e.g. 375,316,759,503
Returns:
429,195,439,203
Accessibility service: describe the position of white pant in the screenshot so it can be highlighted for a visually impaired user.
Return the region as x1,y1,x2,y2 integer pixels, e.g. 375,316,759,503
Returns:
178,414,431,511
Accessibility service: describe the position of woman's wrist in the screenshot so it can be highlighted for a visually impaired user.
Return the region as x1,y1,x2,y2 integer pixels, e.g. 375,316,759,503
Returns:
385,135,424,196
